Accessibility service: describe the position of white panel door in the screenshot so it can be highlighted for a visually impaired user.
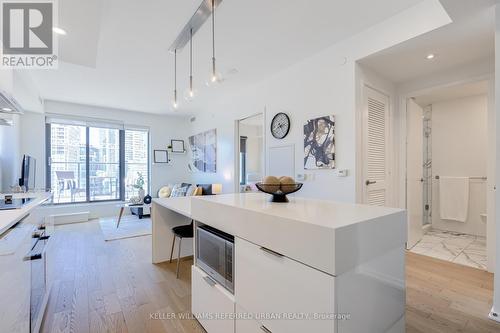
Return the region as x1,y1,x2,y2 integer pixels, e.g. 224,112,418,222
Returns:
406,98,424,249
268,144,295,177
363,86,390,206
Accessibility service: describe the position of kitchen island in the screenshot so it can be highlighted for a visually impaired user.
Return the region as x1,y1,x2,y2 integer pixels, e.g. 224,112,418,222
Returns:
152,193,406,333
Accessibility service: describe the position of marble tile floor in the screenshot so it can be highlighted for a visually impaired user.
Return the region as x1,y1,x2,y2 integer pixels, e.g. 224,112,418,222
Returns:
409,228,487,270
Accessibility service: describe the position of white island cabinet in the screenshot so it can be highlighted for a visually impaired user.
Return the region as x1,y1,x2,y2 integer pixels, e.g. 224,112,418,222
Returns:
190,193,407,333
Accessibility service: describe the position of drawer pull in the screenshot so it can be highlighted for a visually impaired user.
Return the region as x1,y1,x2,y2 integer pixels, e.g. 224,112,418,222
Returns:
260,325,272,333
203,276,216,287
23,253,42,261
260,246,284,258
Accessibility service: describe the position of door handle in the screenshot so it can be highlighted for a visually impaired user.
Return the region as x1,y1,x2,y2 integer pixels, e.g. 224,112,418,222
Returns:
365,180,377,186
203,276,216,287
260,325,272,333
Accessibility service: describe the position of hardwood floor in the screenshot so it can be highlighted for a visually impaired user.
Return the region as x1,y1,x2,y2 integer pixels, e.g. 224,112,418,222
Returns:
41,221,500,333
406,252,498,333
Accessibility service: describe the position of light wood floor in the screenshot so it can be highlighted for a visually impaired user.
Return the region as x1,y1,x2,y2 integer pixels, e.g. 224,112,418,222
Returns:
41,221,500,333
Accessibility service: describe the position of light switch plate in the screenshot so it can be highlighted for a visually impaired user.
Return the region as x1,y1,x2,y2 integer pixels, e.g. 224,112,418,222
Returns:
336,169,348,177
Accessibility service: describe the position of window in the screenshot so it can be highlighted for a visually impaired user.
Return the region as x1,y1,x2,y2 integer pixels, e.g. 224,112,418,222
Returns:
49,124,87,203
124,129,149,200
47,121,150,204
89,127,120,201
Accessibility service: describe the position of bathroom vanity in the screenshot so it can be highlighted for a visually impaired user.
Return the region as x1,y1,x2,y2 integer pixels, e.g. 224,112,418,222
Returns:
152,193,406,333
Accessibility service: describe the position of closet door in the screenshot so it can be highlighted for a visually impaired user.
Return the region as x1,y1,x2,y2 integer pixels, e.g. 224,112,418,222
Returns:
406,98,424,248
363,86,390,206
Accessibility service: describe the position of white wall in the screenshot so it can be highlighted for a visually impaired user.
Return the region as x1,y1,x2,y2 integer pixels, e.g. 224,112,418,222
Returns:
187,0,450,200
430,95,488,236
492,3,500,319
19,100,192,218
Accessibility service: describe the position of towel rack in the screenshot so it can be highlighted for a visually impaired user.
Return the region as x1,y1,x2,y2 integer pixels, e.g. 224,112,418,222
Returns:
435,175,487,180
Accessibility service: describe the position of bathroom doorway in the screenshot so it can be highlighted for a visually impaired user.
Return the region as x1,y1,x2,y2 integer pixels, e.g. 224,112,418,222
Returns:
236,113,264,193
406,80,490,270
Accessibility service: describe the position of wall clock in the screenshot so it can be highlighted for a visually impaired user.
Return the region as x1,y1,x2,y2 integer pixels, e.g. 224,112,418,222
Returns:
270,112,290,139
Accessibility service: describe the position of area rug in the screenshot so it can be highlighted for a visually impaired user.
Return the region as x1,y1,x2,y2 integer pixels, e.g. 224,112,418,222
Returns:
99,215,152,241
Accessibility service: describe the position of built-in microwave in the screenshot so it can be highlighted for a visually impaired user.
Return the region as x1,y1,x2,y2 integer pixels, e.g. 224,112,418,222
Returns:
196,224,234,293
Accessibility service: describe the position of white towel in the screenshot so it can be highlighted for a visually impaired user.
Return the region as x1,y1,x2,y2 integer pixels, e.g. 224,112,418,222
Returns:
439,177,469,222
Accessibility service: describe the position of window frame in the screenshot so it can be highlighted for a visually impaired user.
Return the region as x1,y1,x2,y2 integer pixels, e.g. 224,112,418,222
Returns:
46,122,150,205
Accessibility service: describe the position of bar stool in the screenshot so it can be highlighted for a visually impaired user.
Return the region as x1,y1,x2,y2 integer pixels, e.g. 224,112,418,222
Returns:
170,220,194,278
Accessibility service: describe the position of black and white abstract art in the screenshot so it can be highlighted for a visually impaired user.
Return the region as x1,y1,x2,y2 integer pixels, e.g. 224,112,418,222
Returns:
188,129,217,173
304,116,335,169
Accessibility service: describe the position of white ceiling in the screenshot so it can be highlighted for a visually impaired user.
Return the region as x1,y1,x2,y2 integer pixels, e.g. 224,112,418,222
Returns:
30,0,425,114
358,0,496,84
414,80,489,106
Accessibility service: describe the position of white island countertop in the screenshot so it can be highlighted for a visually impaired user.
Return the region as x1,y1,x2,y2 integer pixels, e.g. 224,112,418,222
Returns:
152,196,191,218
0,192,52,235
191,193,406,276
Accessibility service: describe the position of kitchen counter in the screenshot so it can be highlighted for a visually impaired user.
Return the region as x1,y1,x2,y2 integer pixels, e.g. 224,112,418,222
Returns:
0,192,52,236
189,193,407,333
151,196,193,263
191,192,406,276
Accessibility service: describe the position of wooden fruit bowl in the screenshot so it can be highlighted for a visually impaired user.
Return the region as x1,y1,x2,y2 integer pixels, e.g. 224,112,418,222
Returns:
255,183,303,202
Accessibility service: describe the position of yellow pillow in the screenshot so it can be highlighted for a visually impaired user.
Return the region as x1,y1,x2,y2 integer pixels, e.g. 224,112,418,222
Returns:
158,186,172,198
193,187,203,196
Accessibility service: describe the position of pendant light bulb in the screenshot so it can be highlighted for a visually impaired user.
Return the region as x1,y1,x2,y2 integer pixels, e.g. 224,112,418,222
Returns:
206,0,223,87
172,49,179,110
184,28,197,102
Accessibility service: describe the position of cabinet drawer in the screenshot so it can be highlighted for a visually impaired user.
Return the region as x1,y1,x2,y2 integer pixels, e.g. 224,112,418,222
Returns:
191,265,235,333
236,304,272,333
235,237,335,333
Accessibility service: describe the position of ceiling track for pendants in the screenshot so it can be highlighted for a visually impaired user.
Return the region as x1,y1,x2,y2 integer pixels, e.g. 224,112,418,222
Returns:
169,0,223,53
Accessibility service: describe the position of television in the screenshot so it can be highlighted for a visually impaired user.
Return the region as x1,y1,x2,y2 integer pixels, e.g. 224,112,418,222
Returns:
19,155,36,192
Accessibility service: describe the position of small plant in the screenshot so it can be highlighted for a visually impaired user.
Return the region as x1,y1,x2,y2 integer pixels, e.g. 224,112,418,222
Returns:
133,172,145,190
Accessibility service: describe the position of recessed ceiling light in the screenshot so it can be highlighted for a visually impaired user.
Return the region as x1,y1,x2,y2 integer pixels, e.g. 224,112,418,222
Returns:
53,27,67,35
426,53,435,60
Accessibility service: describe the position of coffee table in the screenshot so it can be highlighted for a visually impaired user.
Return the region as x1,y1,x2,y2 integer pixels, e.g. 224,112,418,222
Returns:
116,203,151,228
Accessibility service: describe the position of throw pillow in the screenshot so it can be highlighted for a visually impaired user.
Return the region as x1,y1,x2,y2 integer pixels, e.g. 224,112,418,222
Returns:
171,186,188,197
185,185,196,196
158,186,172,198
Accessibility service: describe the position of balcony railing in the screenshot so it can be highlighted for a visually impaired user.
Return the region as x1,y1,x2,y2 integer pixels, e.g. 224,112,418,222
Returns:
50,161,148,204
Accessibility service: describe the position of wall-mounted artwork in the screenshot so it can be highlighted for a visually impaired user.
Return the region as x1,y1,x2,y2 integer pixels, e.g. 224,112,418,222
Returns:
170,139,185,153
304,116,335,169
188,129,217,173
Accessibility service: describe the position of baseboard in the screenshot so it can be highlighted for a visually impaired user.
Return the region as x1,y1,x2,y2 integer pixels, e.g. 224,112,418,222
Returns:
49,211,90,225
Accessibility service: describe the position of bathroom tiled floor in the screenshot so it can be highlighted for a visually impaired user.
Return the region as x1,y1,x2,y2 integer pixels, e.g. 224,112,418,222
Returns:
409,228,487,270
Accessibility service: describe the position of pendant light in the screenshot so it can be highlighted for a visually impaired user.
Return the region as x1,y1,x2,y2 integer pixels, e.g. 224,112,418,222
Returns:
184,28,197,101
206,0,223,87
172,49,178,110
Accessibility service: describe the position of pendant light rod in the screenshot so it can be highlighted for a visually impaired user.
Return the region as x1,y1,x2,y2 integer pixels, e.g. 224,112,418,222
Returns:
211,0,216,78
168,0,223,53
173,49,177,107
189,28,193,93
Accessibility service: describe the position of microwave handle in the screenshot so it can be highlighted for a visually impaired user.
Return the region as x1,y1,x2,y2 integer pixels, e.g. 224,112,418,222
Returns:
203,276,216,287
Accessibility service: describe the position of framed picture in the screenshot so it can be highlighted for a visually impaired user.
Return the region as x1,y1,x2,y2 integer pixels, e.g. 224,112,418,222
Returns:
154,150,169,163
188,129,217,173
171,139,185,153
304,115,335,169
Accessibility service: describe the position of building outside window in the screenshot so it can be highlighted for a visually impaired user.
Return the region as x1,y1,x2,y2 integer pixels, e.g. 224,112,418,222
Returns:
46,120,149,204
